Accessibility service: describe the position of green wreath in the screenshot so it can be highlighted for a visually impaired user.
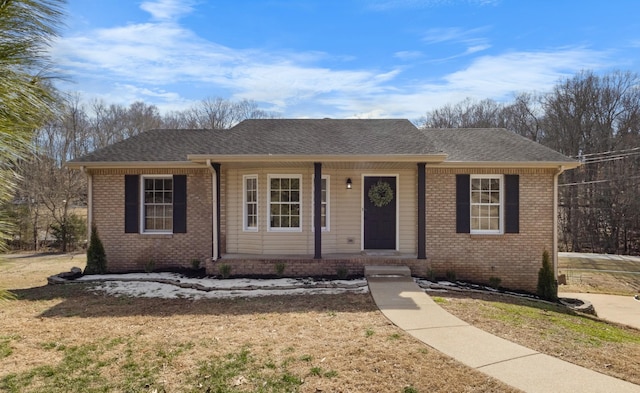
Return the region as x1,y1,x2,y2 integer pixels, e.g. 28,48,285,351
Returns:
368,181,394,207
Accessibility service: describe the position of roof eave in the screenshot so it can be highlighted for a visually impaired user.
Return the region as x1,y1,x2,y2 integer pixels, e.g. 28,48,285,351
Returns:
436,161,582,169
187,153,449,163
66,161,202,170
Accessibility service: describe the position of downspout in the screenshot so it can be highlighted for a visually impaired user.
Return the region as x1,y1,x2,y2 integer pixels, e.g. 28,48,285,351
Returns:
206,160,218,262
553,166,566,281
82,166,92,242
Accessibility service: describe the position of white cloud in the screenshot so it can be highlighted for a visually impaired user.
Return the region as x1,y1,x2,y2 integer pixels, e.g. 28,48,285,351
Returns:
140,0,196,21
51,1,614,120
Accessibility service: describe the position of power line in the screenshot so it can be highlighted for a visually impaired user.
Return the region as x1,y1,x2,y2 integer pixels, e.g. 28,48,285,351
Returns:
559,175,640,187
577,146,640,158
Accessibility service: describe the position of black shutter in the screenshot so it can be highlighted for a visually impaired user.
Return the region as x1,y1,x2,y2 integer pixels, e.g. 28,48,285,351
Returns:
124,175,139,233
505,174,519,233
173,175,187,233
456,174,470,233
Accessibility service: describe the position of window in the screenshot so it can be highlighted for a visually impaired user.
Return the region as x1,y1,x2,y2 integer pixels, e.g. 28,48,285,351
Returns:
125,175,186,234
456,174,518,235
312,175,330,231
244,175,258,231
142,176,173,232
470,175,502,234
268,175,301,231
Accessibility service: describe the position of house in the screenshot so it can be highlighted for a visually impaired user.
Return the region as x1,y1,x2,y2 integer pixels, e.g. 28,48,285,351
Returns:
68,119,580,292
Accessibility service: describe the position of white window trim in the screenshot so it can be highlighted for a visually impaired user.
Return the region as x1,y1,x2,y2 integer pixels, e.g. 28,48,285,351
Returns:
140,174,173,235
243,174,259,232
311,175,330,232
267,174,302,232
470,174,504,235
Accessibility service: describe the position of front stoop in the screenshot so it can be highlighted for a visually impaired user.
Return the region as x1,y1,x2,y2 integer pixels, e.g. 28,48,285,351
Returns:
364,265,411,277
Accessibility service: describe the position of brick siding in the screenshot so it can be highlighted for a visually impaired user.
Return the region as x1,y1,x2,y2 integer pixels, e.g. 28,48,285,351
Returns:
425,168,555,293
91,168,214,271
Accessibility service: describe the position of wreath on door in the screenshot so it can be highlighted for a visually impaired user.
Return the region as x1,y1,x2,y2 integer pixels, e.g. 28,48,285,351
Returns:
368,180,394,207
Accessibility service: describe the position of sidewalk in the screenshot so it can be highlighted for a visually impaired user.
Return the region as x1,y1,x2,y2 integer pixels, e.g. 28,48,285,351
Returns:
368,276,640,393
560,292,640,330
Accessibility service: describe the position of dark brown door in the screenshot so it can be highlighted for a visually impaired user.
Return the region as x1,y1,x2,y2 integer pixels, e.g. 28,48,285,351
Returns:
364,176,396,250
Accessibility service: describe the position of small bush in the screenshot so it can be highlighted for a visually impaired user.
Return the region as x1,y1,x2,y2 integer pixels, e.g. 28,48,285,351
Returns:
537,250,558,302
84,224,107,275
190,258,201,270
274,262,286,276
489,276,502,290
445,270,456,282
219,264,232,279
336,265,348,280
426,269,437,281
144,259,155,273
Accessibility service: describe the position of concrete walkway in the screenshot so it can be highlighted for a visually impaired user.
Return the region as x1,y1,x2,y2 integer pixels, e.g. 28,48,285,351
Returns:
368,276,640,393
561,292,640,330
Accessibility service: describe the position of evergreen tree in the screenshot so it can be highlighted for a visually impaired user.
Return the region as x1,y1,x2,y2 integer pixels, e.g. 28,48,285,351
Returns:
537,250,558,301
84,224,107,275
0,0,65,300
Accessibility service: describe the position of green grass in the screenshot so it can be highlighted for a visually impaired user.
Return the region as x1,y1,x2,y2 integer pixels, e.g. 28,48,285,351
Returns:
0,337,189,393
431,296,447,304
192,348,306,392
482,300,640,346
0,336,19,360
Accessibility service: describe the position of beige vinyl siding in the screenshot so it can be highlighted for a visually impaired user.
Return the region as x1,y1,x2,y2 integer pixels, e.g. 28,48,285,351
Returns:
397,170,417,252
225,166,418,255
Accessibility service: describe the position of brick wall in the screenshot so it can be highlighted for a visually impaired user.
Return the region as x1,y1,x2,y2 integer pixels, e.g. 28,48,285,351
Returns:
425,168,555,293
207,256,429,278
91,168,213,272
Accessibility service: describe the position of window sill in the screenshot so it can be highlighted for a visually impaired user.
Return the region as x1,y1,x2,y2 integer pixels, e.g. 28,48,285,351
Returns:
469,233,506,240
140,232,174,238
267,228,303,233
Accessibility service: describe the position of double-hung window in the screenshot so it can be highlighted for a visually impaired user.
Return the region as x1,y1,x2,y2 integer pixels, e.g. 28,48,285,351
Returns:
470,175,502,234
142,176,174,232
268,175,301,231
312,175,329,231
125,174,187,234
244,175,258,231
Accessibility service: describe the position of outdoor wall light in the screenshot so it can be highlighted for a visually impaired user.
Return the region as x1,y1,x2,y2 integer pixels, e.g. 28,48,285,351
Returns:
346,178,352,189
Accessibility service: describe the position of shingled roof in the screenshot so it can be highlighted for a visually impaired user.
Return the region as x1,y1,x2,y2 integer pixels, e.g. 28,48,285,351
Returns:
68,119,577,167
423,128,576,163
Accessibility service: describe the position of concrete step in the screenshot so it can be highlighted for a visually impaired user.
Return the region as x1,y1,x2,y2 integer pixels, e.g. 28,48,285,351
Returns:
364,265,411,277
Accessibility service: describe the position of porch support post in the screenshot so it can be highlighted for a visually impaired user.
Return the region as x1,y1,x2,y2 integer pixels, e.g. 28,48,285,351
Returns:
417,163,426,259
314,162,322,259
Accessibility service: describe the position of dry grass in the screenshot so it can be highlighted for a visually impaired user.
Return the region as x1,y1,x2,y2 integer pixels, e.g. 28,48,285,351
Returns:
0,253,516,393
558,255,640,295
2,253,639,392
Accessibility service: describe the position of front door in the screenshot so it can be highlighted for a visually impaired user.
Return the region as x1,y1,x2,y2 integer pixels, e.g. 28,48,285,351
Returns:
364,176,397,250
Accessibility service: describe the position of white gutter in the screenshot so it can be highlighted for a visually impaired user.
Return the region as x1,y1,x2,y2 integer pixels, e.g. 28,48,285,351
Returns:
206,160,218,262
188,153,449,164
433,161,582,170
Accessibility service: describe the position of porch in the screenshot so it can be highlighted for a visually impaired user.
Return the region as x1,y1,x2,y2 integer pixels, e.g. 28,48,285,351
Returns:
206,252,428,278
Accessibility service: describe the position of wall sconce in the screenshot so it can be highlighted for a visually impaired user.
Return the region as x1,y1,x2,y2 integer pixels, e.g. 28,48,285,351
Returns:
346,178,352,189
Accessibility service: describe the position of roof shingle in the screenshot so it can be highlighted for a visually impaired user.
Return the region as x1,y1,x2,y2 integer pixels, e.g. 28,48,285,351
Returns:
69,119,576,165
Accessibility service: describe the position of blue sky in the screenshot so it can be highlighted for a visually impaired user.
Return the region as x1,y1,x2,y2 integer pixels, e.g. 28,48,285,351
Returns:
51,0,640,120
